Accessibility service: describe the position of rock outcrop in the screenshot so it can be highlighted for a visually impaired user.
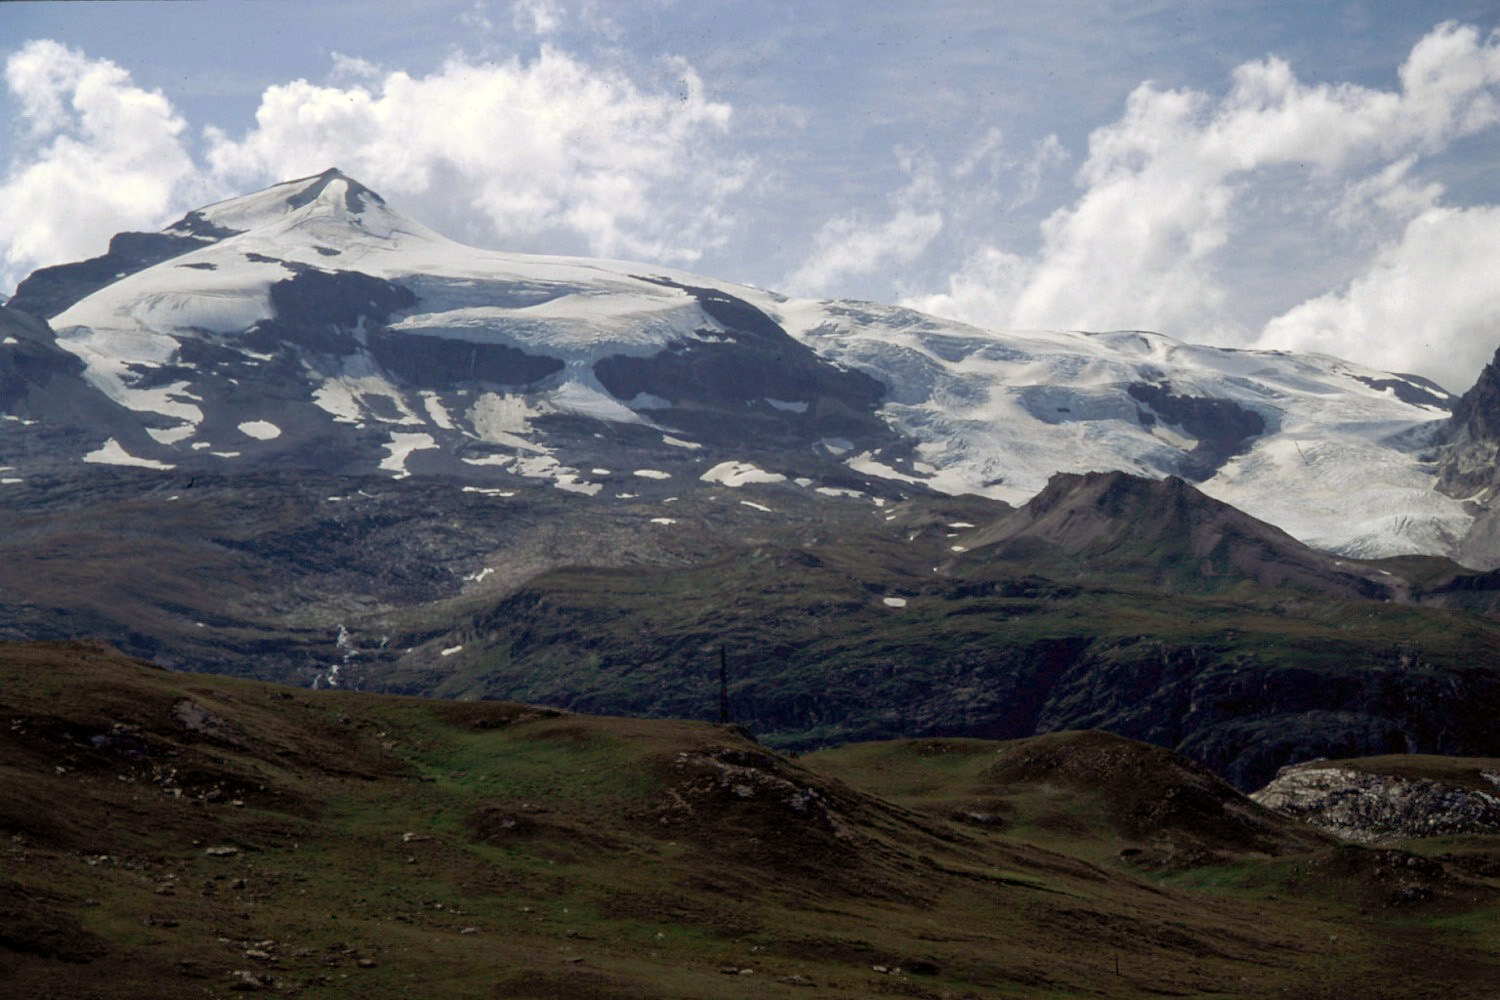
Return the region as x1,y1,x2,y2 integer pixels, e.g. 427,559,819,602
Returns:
1434,344,1500,567
1252,759,1500,843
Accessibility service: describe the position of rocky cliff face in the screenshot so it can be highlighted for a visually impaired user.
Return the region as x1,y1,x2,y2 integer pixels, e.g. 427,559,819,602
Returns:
1252,760,1500,843
1434,345,1500,567
1436,345,1500,502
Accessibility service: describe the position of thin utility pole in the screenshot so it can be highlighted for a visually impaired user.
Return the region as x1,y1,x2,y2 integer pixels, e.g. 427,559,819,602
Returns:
718,645,730,724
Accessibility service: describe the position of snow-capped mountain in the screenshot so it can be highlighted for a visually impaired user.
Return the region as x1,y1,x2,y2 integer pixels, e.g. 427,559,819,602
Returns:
0,168,1475,560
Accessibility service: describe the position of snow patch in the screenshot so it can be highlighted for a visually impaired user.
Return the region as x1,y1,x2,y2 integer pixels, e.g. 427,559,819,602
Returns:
147,423,196,445
633,469,672,480
701,461,786,487
380,432,436,478
649,517,677,525
882,597,908,608
238,420,281,440
817,437,853,455
625,392,673,409
740,500,773,512
421,391,456,430
440,645,464,657
662,435,702,450
83,438,174,470
765,398,809,413
548,379,645,424
553,475,603,495
312,379,362,423
314,372,423,426
468,393,545,451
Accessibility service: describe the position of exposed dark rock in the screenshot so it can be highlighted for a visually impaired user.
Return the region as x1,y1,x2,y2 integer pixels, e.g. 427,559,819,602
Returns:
285,167,385,213
365,330,562,388
239,269,418,355
0,306,160,464
165,210,241,241
1435,344,1500,500
1348,373,1453,411
1431,344,1500,567
594,280,899,449
1126,382,1265,479
8,230,228,320
268,268,416,330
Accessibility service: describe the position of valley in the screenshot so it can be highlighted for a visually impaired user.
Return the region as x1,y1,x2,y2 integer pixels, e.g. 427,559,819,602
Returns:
6,169,1500,994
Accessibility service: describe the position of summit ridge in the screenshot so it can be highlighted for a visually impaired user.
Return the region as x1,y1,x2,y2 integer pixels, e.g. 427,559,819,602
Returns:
0,170,1483,563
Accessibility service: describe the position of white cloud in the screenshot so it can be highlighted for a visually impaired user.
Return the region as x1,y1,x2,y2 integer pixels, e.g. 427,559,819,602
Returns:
784,148,945,297
910,20,1500,384
1261,204,1500,392
204,48,749,265
511,0,563,35
328,52,383,83
899,245,1030,328
0,37,749,291
952,126,1004,180
0,40,204,291
1011,134,1067,210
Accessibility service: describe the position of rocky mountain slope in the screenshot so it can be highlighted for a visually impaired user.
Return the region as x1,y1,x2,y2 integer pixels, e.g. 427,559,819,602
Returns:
960,469,1396,597
0,168,1475,560
7,439,1500,792
1435,345,1500,567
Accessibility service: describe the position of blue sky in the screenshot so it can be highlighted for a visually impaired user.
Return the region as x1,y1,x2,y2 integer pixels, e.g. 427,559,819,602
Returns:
2,1,1499,389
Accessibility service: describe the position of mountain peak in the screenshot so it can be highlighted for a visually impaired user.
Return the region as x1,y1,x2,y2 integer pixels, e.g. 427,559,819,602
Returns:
170,168,391,239
7,170,412,319
962,470,1392,598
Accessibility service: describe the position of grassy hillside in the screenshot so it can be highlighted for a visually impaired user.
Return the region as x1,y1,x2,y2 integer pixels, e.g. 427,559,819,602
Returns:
411,536,1500,789
5,641,1500,998
12,468,1500,793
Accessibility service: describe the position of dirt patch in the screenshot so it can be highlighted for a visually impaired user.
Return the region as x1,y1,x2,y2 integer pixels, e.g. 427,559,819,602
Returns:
470,802,627,854
435,701,566,730
0,880,106,962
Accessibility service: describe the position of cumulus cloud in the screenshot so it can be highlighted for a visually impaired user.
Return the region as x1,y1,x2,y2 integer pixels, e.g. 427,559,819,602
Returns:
784,149,944,297
204,48,750,265
784,127,1071,301
0,37,750,292
511,0,564,35
0,40,204,291
1262,204,1500,391
908,21,1500,387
